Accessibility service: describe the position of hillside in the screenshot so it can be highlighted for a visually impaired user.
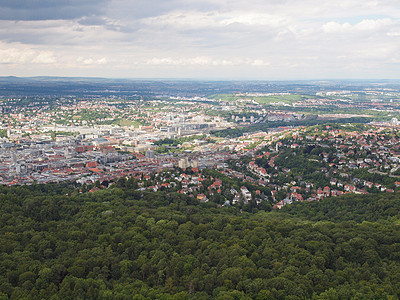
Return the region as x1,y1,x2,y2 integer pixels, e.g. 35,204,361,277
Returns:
1,182,400,299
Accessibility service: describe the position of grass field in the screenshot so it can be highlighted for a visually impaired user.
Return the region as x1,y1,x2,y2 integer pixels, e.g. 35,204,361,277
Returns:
116,119,141,127
211,93,305,105
253,94,304,104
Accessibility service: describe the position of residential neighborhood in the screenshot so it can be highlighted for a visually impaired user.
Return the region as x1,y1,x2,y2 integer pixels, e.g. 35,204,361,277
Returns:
2,90,400,210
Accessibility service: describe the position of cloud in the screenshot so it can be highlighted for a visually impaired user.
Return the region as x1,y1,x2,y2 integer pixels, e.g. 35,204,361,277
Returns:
31,51,57,64
323,18,397,34
355,18,396,30
145,56,270,67
77,57,108,65
0,0,110,20
322,22,352,33
141,11,290,29
0,44,56,64
0,19,126,48
1,0,400,79
107,0,223,20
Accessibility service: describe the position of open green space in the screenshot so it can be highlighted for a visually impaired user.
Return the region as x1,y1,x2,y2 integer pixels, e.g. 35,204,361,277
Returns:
211,94,306,105
115,119,141,127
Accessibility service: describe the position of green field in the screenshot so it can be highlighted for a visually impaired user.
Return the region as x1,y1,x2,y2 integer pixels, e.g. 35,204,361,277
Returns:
211,93,306,105
253,94,304,105
115,119,141,127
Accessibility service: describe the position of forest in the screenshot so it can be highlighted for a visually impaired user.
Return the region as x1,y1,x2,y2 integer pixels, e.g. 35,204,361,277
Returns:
1,181,400,299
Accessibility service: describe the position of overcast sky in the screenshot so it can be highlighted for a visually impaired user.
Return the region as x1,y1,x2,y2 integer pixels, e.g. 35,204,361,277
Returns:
1,0,400,79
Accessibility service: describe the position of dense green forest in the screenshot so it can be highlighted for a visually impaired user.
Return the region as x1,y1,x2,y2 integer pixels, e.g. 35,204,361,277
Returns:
1,182,400,299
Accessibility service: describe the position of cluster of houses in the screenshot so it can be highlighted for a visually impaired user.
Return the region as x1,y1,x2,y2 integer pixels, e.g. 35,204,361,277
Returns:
127,168,264,207
246,125,400,209
3,96,400,213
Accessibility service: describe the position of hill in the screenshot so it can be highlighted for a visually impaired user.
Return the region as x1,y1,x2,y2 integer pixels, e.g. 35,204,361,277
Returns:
1,182,400,299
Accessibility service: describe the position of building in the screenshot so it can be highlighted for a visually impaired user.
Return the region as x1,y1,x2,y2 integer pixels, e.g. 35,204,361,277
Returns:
145,150,155,159
178,157,190,169
241,186,252,204
92,137,110,147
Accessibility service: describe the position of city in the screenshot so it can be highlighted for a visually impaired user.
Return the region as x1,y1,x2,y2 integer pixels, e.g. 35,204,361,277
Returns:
2,80,400,299
1,82,400,211
3,0,400,298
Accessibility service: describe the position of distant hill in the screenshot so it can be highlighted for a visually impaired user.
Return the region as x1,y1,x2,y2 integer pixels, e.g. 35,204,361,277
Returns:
1,76,400,97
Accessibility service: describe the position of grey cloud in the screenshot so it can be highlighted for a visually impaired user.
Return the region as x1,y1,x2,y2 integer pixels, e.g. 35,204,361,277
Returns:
77,15,135,33
78,16,108,26
1,0,400,79
107,0,222,20
0,0,110,20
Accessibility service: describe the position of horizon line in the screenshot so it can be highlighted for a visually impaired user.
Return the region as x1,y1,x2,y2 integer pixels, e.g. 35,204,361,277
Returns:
1,75,400,82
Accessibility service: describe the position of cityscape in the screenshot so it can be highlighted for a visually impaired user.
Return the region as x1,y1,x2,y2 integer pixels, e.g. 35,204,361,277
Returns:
2,78,400,299
3,0,400,298
2,79,400,209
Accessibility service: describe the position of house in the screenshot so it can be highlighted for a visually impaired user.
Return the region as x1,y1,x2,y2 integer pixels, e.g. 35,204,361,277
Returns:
240,186,252,204
197,194,208,203
148,186,158,192
89,167,103,174
291,192,303,201
305,182,313,189
290,186,301,192
344,184,356,192
211,179,222,189
232,193,241,204
323,186,331,195
290,143,299,149
273,200,285,210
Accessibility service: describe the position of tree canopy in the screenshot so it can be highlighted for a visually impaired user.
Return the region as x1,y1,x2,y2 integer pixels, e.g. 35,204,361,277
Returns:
1,182,400,299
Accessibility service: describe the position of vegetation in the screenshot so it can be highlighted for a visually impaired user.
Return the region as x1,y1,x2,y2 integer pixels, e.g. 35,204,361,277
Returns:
153,135,207,147
0,129,7,138
115,119,141,127
210,94,306,105
47,131,76,139
281,192,400,223
1,181,400,299
212,117,371,138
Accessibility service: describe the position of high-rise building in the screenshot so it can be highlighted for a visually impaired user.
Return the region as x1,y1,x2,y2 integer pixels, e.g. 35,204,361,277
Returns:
11,152,17,164
178,157,190,169
192,160,199,168
145,150,155,159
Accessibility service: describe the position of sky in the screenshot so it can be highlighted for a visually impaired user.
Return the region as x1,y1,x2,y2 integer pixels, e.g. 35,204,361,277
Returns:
1,0,400,80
